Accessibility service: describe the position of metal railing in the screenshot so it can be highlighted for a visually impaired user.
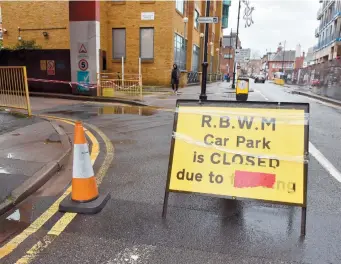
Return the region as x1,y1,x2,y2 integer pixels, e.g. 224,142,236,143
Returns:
187,72,199,84
98,73,142,98
0,66,31,115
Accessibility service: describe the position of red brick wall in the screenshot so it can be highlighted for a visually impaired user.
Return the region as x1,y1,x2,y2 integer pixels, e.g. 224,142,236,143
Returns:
220,46,234,74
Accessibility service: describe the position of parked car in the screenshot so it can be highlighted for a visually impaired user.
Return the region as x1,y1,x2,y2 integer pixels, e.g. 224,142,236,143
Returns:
254,75,265,83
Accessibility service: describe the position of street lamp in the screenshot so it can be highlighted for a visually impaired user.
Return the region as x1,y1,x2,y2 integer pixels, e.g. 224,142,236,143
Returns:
216,48,220,75
231,0,255,89
281,40,286,73
199,0,211,101
200,33,204,71
183,17,188,71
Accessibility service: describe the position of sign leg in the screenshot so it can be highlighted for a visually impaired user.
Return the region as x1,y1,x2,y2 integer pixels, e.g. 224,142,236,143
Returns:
162,191,169,218
300,207,307,236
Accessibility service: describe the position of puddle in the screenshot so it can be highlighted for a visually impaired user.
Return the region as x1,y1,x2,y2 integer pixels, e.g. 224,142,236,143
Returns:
0,166,9,174
98,105,157,116
46,105,158,118
0,201,33,244
45,110,98,119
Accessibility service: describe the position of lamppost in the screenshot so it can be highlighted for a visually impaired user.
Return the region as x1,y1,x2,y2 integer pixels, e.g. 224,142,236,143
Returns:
183,17,188,71
200,33,204,71
231,0,255,89
281,40,286,73
199,0,210,101
216,47,220,77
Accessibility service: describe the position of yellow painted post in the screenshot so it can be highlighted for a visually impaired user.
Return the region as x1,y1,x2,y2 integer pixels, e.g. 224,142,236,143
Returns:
22,67,32,116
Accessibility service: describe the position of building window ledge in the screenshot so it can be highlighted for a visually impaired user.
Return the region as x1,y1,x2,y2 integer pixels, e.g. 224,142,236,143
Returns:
176,9,184,18
140,1,155,4
141,59,154,63
112,58,126,63
111,1,126,5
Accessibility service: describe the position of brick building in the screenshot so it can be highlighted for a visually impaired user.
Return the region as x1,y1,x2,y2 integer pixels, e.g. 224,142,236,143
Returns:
266,46,296,80
219,33,241,75
0,0,230,86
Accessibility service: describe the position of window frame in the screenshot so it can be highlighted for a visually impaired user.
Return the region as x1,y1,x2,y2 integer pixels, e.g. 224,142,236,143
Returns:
176,0,184,14
140,27,154,60
112,28,126,59
174,33,186,70
194,9,199,29
192,44,200,72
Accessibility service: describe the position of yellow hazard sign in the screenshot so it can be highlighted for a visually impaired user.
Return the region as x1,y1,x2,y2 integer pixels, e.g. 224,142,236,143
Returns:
166,100,309,205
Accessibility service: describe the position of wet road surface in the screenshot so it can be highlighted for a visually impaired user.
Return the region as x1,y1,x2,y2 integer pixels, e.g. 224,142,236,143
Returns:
1,82,341,263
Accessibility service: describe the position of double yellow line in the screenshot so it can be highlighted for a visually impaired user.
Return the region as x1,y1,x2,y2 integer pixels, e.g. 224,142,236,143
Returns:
0,115,114,264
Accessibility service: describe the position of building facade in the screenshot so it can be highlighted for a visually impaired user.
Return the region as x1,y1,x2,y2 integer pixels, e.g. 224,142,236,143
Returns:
314,0,341,63
0,0,229,86
219,33,241,75
267,48,295,79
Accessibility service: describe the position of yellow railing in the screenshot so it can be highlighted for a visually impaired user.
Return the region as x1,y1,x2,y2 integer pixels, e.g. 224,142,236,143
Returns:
97,73,142,98
0,66,32,116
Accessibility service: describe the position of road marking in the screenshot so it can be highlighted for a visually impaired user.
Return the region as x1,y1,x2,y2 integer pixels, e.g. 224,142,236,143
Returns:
0,116,101,261
255,89,269,101
309,142,341,183
15,117,114,264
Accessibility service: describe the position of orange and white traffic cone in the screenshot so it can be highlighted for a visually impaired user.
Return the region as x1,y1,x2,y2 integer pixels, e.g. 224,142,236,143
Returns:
59,121,110,214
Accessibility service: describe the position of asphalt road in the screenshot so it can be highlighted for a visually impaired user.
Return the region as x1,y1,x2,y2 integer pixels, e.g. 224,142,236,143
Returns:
2,81,341,264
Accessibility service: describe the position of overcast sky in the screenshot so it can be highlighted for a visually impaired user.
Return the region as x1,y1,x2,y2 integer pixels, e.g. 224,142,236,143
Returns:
223,0,320,57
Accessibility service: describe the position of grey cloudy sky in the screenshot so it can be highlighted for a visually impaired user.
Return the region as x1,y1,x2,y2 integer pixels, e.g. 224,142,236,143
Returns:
223,0,320,57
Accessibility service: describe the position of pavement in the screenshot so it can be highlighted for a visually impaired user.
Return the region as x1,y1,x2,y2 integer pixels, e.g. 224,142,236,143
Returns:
283,84,341,106
1,81,341,263
0,113,71,216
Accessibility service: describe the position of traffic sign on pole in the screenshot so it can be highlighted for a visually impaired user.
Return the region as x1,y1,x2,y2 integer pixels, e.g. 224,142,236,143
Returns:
197,17,219,24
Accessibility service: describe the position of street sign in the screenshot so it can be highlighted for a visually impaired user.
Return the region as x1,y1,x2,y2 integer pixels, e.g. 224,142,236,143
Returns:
235,49,251,63
47,60,55,75
197,17,219,24
163,100,309,235
77,42,89,58
78,59,89,71
77,71,90,92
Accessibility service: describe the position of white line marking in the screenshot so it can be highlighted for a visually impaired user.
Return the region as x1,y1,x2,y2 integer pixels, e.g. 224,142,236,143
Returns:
309,142,341,182
255,89,269,101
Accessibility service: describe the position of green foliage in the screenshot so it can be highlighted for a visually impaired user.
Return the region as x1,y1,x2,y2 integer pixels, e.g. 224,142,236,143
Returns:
0,39,3,49
12,39,42,50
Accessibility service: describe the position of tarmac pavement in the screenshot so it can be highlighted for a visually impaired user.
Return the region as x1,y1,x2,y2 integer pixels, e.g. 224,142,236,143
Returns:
2,81,341,263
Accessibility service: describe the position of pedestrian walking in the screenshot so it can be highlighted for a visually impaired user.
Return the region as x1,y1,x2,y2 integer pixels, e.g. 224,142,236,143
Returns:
171,63,180,95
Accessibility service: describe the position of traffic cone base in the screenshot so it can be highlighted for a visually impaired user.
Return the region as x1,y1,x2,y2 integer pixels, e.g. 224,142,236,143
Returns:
59,192,110,214
59,121,110,214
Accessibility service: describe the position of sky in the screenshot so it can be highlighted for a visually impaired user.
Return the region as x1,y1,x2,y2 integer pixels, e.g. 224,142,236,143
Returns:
224,0,320,58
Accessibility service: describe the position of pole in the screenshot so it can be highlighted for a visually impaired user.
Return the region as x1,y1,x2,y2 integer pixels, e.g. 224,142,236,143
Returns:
199,0,210,101
282,40,286,73
229,28,232,76
232,0,241,89
184,22,187,71
122,56,124,88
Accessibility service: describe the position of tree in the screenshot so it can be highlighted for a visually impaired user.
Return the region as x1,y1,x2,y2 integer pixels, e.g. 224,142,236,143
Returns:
0,39,3,49
12,39,42,50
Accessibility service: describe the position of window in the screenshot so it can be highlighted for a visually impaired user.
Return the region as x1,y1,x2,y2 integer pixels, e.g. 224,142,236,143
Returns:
194,10,199,29
112,28,126,59
140,28,154,59
176,0,184,14
192,45,200,72
174,33,186,70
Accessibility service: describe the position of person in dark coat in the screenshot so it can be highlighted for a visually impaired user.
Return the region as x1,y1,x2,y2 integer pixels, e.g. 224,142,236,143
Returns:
171,63,180,94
